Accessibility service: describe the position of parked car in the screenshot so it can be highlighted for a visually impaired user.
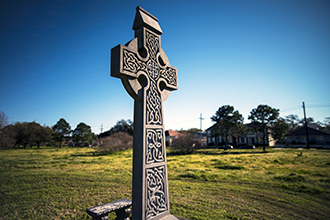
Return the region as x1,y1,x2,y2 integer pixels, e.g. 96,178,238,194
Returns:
218,144,233,149
240,145,255,149
226,144,233,149
316,144,330,149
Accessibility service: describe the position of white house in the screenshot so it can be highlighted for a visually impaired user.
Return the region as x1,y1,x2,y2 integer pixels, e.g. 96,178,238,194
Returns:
206,123,275,147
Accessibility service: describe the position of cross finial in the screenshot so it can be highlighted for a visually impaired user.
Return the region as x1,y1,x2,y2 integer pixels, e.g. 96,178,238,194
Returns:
133,6,163,35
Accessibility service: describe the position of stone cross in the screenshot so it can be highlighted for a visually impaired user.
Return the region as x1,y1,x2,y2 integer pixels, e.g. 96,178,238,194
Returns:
111,6,178,220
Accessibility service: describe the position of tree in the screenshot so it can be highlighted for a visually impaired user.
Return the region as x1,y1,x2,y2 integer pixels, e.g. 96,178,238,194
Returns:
324,117,330,130
0,124,16,149
110,119,133,135
211,105,244,147
91,133,98,146
285,114,299,131
0,111,15,149
248,104,279,150
12,122,54,148
299,117,314,126
72,122,92,146
0,111,9,130
29,122,54,148
98,119,134,138
52,118,71,148
314,121,325,131
271,117,290,143
13,122,30,148
231,122,248,146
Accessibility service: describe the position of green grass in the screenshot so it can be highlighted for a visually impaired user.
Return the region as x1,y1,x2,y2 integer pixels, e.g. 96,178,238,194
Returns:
0,147,330,219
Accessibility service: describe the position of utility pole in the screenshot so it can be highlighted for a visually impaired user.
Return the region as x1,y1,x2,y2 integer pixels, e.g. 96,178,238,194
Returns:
199,113,204,131
100,124,103,134
199,113,205,146
302,102,310,149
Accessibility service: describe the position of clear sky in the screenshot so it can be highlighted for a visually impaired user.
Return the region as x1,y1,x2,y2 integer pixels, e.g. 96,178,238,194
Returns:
1,0,329,134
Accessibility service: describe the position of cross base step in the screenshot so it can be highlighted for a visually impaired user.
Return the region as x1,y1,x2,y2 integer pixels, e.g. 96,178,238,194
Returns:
158,214,179,220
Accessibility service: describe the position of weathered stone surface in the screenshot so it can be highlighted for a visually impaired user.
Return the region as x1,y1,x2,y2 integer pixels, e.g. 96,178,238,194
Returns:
87,199,132,220
111,6,178,220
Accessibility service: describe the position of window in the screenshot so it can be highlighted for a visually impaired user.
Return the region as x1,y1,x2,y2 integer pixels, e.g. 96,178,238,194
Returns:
316,136,323,141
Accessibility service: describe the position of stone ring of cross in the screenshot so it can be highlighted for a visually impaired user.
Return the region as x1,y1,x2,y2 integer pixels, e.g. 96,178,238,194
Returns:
111,8,177,102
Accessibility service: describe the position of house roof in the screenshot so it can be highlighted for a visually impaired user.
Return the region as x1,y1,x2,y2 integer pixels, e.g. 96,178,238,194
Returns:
246,122,263,129
165,130,183,137
206,122,262,131
285,126,330,137
205,124,217,131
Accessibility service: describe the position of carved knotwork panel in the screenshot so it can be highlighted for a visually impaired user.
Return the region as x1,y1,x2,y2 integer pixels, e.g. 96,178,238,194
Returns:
145,30,162,125
146,30,159,60
146,81,162,125
160,68,177,87
121,30,177,126
146,129,164,164
123,49,146,73
146,165,167,219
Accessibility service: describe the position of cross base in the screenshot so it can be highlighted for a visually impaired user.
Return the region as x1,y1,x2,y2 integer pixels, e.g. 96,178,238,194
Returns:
159,215,179,220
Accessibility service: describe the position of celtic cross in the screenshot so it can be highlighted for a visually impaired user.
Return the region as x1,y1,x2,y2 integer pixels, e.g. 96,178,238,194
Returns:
111,6,178,220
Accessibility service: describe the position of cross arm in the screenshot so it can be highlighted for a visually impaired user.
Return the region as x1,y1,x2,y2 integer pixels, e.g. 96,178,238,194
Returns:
111,41,146,80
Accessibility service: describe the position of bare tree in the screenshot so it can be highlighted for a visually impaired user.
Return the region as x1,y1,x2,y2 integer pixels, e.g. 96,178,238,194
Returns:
0,111,9,129
171,133,201,154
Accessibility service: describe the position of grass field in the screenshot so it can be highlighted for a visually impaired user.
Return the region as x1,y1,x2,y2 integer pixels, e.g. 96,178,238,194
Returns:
0,146,329,219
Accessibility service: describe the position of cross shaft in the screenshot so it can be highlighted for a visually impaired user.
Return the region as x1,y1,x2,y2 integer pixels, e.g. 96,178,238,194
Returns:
111,6,178,220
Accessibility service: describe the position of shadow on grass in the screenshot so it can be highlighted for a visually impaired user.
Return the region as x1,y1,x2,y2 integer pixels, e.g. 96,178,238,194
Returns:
70,151,125,157
167,151,195,156
167,149,270,157
197,150,270,156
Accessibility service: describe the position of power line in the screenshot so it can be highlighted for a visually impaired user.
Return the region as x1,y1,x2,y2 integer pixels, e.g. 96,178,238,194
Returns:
280,107,301,113
307,104,330,108
280,104,301,112
279,102,330,113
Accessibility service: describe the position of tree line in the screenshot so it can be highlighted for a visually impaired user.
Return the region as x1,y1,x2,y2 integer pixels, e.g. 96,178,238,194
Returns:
210,104,330,151
1,106,329,151
0,111,135,150
0,112,95,149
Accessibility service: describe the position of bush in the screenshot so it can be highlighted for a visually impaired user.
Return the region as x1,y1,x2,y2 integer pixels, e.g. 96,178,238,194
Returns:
171,133,201,154
0,124,16,149
98,132,133,153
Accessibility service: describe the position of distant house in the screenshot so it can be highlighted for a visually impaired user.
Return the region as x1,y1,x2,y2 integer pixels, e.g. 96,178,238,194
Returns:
284,126,330,145
244,123,275,146
165,130,183,146
205,123,275,147
206,124,222,146
194,132,207,147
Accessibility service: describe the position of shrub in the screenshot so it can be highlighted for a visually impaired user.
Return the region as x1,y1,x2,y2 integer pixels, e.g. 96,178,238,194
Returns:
0,124,16,149
98,132,133,153
171,133,201,154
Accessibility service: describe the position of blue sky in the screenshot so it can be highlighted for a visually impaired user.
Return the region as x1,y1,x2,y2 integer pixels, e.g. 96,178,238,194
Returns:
1,0,329,134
